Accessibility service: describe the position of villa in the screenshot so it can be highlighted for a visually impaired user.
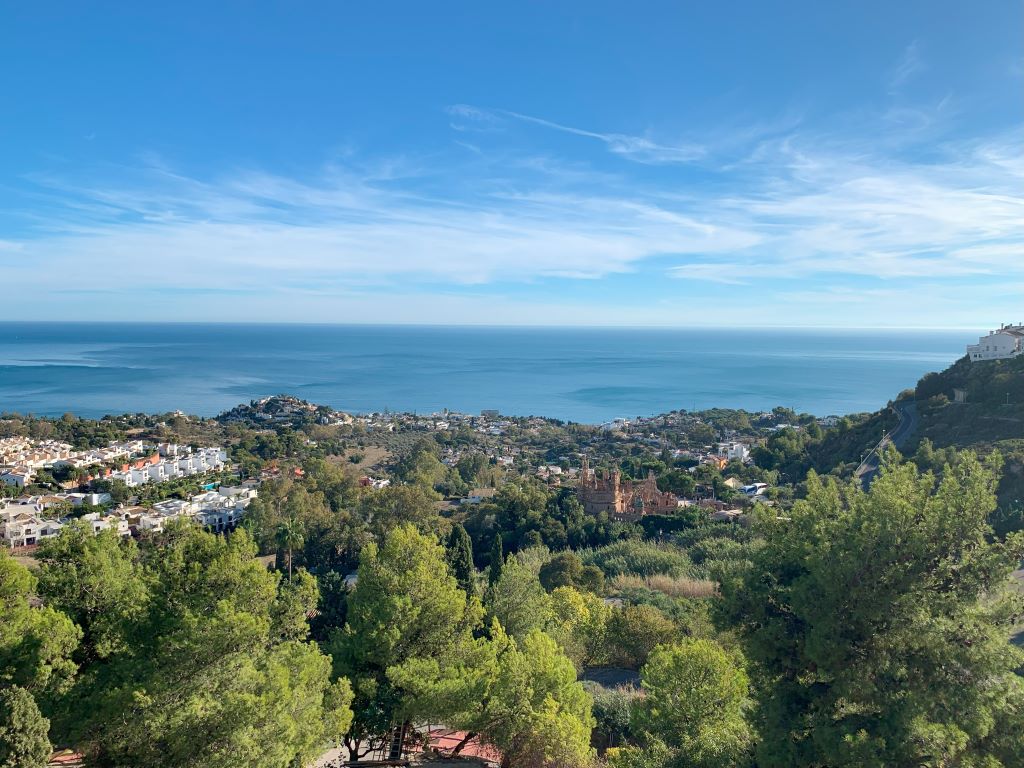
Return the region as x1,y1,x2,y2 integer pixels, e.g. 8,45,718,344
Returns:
967,324,1024,362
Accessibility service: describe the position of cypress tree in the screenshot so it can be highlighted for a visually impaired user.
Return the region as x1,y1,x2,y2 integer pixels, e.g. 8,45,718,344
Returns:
446,523,475,597
488,534,504,587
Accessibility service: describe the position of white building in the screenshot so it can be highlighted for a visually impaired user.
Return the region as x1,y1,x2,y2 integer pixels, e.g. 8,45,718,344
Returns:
0,469,31,488
967,325,1024,361
717,442,751,462
0,509,43,547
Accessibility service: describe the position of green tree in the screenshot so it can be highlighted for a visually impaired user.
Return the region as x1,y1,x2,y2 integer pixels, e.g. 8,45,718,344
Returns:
539,551,605,594
35,521,146,663
446,523,476,597
0,686,51,768
309,570,351,642
456,452,489,485
724,451,1024,767
605,604,678,670
0,550,80,697
547,586,611,669
628,640,752,768
51,521,351,768
539,551,584,591
586,682,639,752
486,554,554,642
328,525,484,759
475,626,595,768
272,568,319,641
356,484,439,538
488,533,504,586
276,514,305,581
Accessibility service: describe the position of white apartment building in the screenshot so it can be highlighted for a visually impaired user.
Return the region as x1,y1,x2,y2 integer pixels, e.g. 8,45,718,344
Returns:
1,479,253,548
967,324,1024,361
108,447,228,488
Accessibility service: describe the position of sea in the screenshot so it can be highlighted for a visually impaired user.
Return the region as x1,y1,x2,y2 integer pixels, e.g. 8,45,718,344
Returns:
0,323,973,424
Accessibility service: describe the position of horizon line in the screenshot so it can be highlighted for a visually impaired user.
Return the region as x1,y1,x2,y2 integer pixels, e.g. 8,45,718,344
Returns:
0,319,989,333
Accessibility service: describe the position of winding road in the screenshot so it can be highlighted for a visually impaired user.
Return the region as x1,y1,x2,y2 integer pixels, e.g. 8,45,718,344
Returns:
855,400,919,489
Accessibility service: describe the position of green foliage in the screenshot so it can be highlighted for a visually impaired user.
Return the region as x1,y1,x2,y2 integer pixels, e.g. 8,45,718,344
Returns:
275,514,305,579
486,553,554,642
604,604,679,670
242,476,371,574
328,525,484,749
446,523,476,597
272,568,320,641
0,550,80,698
0,686,51,768
608,586,715,641
35,522,144,664
917,354,1024,406
630,640,752,768
488,534,504,586
539,551,605,594
455,452,490,485
547,586,612,669
393,437,450,492
584,683,640,752
45,521,349,768
724,452,1024,767
356,483,440,538
474,625,595,768
753,412,896,483
310,570,350,642
466,483,616,556
580,539,692,579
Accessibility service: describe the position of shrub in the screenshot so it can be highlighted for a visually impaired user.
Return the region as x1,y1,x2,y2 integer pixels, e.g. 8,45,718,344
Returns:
580,540,691,579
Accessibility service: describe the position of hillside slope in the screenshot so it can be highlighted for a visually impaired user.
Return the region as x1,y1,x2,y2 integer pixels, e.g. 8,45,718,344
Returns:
912,354,1024,451
795,354,1024,521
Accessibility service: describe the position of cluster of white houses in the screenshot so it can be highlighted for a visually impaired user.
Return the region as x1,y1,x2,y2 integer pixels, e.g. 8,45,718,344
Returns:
0,484,257,549
0,437,227,490
0,437,146,488
967,324,1024,362
104,446,228,488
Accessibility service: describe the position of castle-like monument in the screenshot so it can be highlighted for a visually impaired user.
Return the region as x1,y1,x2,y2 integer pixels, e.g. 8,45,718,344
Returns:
578,456,680,521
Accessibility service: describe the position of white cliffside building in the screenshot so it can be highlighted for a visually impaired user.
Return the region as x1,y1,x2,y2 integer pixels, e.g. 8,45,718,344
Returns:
967,324,1024,362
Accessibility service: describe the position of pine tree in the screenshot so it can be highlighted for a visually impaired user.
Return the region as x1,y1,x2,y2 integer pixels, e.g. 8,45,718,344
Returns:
0,686,52,768
724,450,1024,767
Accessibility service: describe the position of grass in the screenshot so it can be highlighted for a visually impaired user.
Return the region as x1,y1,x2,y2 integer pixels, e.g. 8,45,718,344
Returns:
327,446,391,471
610,573,719,598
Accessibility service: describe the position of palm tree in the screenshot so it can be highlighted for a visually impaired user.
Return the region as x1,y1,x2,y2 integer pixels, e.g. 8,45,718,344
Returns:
276,516,304,581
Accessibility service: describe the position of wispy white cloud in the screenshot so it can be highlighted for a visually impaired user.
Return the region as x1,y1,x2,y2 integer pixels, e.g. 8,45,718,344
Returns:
660,131,1024,284
5,111,1023,325
888,40,926,93
6,161,759,293
500,110,706,164
447,104,705,164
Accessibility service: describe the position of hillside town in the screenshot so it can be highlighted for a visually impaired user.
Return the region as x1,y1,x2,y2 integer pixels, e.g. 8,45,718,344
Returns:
0,397,779,552
0,436,248,550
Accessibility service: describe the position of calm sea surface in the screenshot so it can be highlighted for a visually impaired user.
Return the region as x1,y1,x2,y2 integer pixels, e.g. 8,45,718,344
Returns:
0,323,972,423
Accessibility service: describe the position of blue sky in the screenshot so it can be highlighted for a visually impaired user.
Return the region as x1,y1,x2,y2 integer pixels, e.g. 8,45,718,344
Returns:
1,1,1021,327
